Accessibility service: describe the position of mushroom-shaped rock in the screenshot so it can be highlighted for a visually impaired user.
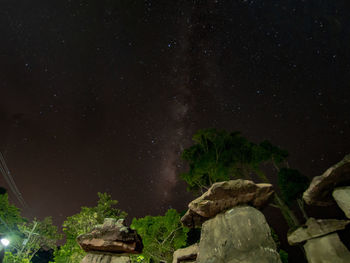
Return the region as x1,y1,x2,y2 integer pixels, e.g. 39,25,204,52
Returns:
303,154,350,206
288,218,350,263
181,179,274,228
77,218,143,254
287,217,350,245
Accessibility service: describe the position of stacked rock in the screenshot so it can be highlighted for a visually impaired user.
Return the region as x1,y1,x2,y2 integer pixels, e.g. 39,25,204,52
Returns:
175,179,281,263
77,218,143,263
298,154,350,263
288,218,350,263
303,154,350,216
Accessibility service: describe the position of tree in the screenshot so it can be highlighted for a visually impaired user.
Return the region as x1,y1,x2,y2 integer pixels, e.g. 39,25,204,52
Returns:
131,209,189,263
278,168,310,220
4,217,61,263
53,192,127,263
0,193,23,234
180,128,301,228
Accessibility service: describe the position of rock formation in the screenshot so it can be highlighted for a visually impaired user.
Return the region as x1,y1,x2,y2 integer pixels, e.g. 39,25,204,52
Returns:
332,186,350,219
178,179,280,263
287,217,350,245
181,179,274,228
197,206,281,263
303,154,350,206
172,243,199,263
77,218,143,263
288,217,350,263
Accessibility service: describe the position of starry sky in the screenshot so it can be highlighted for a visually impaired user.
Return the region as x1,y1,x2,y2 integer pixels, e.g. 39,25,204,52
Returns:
1,0,350,260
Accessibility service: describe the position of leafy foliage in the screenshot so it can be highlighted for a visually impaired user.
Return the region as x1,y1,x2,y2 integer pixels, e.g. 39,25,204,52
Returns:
3,252,30,263
0,193,23,234
277,168,309,205
131,209,189,263
8,217,61,262
53,192,127,263
180,128,288,193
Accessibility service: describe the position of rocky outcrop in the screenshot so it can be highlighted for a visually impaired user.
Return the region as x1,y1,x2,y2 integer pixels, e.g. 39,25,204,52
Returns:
181,179,274,227
288,218,350,263
77,218,143,254
172,243,199,263
333,186,350,219
78,218,143,263
287,218,350,245
303,154,350,206
196,206,281,263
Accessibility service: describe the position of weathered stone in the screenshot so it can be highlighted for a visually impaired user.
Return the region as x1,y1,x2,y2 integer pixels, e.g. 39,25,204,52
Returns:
303,154,350,206
172,243,198,263
181,179,274,227
81,252,131,263
77,218,143,254
333,186,350,219
288,217,350,245
197,206,281,263
304,233,350,263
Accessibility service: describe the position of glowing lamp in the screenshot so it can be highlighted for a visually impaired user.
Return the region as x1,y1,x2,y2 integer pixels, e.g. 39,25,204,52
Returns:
0,238,9,247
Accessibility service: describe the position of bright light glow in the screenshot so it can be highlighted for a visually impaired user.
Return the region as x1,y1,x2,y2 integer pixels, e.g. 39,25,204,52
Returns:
0,238,9,247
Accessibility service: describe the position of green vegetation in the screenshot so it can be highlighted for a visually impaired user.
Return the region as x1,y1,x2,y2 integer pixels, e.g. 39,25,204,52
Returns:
278,168,310,220
180,128,303,228
130,209,189,263
52,192,127,263
0,193,61,263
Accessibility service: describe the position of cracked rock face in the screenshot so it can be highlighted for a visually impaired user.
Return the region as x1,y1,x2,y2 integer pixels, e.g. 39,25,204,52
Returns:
77,218,143,254
181,179,274,228
303,154,350,206
197,206,281,263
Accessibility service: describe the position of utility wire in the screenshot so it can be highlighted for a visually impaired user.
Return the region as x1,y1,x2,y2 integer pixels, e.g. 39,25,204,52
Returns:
0,152,27,208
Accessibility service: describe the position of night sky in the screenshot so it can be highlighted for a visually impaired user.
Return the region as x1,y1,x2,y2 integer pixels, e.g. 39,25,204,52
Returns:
1,0,350,260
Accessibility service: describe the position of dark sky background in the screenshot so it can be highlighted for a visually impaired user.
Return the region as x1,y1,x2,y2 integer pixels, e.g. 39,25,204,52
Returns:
1,0,350,262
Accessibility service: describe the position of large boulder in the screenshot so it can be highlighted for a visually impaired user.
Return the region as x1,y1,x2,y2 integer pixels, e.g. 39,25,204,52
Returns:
303,154,350,206
288,217,350,245
333,186,350,219
181,179,274,227
197,206,281,263
77,218,143,254
81,253,131,263
304,233,350,263
172,243,199,263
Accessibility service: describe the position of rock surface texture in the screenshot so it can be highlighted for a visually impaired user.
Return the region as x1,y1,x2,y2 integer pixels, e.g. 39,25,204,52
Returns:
77,218,143,254
181,179,274,227
332,186,350,219
287,217,350,245
303,154,350,206
304,233,350,263
196,206,281,263
81,253,131,263
172,243,199,263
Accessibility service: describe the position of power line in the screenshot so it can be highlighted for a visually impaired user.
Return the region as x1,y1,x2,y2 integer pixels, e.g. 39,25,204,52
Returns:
0,152,27,208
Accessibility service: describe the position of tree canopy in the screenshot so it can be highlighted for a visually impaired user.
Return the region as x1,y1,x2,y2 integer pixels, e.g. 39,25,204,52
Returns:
180,128,288,193
131,209,189,263
53,192,127,263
